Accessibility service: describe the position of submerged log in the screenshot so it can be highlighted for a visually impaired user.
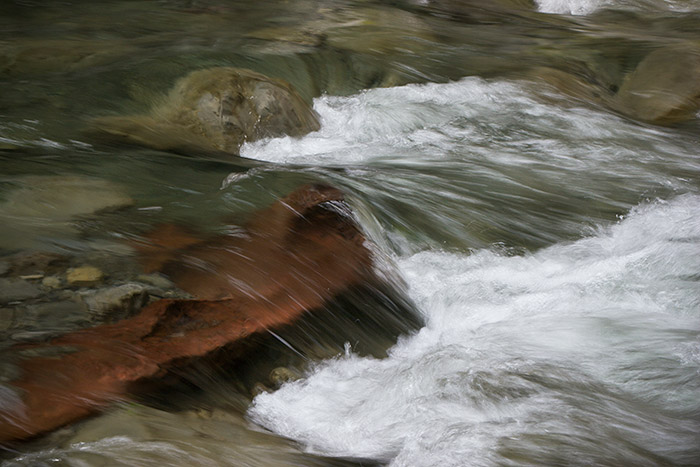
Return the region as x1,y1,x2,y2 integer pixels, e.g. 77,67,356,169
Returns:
0,185,374,444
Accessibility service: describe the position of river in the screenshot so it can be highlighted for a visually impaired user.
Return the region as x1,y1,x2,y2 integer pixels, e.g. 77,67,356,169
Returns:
1,0,699,465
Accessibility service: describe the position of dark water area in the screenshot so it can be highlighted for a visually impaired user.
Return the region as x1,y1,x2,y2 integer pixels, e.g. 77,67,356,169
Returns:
1,0,700,465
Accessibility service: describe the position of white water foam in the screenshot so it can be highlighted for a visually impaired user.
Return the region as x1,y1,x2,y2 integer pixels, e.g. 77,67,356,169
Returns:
242,77,640,166
535,0,610,14
535,0,700,14
239,78,698,194
249,195,700,466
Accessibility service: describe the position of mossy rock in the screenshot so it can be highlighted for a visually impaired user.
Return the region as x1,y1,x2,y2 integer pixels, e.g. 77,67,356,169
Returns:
91,67,320,155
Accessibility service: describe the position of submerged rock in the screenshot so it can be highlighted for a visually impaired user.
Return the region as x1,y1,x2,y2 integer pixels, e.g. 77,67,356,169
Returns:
0,278,42,304
4,251,67,277
0,185,377,443
269,367,299,387
0,307,15,331
613,44,700,125
1,176,132,221
91,67,320,155
66,266,104,288
79,283,149,322
0,40,137,76
521,66,611,105
421,0,536,21
22,300,90,334
250,6,437,57
41,276,62,289
136,273,175,290
0,176,133,250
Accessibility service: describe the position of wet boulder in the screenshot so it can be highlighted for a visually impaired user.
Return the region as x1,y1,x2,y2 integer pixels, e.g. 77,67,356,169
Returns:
91,67,320,155
78,283,150,322
0,185,375,444
613,44,700,125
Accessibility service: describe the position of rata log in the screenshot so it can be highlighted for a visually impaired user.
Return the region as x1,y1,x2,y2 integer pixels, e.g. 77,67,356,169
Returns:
0,185,373,444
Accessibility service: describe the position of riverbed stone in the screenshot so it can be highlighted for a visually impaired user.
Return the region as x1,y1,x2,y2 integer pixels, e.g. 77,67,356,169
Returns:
250,6,437,58
79,283,149,321
613,44,700,125
66,266,104,287
1,176,133,220
0,39,137,76
136,273,175,290
422,0,535,19
5,251,67,277
42,275,62,289
64,406,153,446
269,366,299,387
0,308,14,331
0,278,42,304
0,176,133,250
91,67,320,155
24,300,90,332
522,66,610,105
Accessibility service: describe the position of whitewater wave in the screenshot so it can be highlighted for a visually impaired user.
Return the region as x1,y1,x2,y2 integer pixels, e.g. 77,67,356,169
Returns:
249,194,700,466
536,0,608,15
241,77,669,166
239,77,698,191
535,0,700,15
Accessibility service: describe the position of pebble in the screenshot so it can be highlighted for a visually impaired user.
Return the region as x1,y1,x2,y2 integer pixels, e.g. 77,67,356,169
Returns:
19,274,44,280
66,266,104,287
42,276,62,289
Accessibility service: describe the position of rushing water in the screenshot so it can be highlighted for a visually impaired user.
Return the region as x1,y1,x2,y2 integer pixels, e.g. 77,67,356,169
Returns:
1,0,700,465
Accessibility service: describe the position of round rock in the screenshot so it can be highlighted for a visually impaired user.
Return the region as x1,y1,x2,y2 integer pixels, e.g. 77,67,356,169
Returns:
92,67,321,155
614,44,700,125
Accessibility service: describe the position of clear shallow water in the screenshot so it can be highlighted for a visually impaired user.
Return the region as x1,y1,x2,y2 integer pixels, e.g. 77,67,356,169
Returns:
1,0,700,465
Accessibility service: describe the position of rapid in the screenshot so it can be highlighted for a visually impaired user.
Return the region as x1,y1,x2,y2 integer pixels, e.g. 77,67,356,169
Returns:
1,0,699,465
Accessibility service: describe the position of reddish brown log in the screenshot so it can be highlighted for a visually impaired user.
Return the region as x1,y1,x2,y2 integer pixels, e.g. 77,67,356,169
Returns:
0,185,373,444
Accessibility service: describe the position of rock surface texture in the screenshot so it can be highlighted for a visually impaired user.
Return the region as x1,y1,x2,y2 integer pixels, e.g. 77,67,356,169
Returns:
91,67,320,155
614,44,700,125
0,185,373,444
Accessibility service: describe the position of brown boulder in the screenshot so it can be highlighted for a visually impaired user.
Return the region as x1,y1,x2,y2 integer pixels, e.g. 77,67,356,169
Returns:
0,185,372,444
